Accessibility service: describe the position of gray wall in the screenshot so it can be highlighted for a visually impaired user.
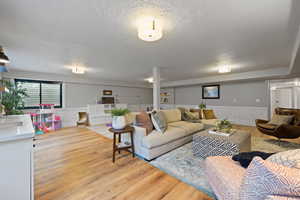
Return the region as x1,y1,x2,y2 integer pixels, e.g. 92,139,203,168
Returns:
174,80,268,107
64,83,152,108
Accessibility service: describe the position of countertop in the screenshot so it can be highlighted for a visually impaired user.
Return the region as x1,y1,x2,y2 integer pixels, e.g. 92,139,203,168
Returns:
0,114,34,143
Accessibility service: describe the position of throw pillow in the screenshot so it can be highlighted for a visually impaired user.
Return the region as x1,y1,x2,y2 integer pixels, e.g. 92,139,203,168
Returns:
240,157,300,200
203,109,217,119
268,114,294,126
267,149,300,169
151,111,167,133
232,151,275,168
135,111,153,135
190,109,203,119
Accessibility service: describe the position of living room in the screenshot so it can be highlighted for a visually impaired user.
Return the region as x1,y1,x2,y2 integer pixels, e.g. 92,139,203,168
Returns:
0,0,300,200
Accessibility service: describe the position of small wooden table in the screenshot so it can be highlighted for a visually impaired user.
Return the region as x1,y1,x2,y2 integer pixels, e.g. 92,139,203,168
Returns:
108,126,135,163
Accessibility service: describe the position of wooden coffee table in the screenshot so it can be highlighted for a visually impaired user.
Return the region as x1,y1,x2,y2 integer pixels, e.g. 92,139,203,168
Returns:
108,126,135,163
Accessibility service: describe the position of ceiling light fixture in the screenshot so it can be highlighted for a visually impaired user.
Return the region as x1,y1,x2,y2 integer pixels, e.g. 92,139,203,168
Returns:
145,77,154,83
138,17,163,42
0,46,10,64
218,65,231,73
72,66,85,74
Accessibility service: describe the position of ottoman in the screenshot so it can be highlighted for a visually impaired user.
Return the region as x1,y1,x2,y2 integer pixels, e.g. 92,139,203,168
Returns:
192,129,251,158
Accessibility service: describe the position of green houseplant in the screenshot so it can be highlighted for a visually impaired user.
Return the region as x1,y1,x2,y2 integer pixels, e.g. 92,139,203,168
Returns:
1,80,28,115
216,119,233,133
111,108,130,129
198,103,206,109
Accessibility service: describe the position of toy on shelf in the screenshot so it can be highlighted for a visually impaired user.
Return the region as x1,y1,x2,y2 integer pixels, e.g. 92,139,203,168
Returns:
30,104,62,135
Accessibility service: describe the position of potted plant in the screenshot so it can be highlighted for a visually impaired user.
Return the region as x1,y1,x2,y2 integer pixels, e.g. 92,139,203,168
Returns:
1,80,28,115
215,119,233,133
198,102,206,109
111,108,130,129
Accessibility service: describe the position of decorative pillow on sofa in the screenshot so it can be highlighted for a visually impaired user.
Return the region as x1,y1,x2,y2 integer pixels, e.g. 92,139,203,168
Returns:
268,114,294,126
203,109,217,119
182,111,201,123
151,111,167,133
240,157,300,200
135,111,153,135
267,149,300,169
190,109,203,119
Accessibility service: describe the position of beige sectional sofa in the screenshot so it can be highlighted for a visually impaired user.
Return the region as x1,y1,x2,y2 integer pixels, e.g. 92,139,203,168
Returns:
131,109,205,160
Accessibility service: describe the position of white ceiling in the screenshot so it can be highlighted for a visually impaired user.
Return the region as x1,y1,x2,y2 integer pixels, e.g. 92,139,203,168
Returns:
0,0,299,84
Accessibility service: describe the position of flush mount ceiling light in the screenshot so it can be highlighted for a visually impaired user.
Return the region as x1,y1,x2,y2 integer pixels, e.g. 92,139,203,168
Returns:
138,17,163,42
218,65,231,73
145,77,154,83
0,46,10,64
72,66,85,74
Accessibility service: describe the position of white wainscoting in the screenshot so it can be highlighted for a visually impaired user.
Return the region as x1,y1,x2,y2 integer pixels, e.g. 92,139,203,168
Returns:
54,107,87,127
162,104,269,126
52,104,152,128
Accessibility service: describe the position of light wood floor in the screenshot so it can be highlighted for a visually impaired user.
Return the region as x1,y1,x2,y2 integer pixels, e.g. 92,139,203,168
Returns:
34,125,300,200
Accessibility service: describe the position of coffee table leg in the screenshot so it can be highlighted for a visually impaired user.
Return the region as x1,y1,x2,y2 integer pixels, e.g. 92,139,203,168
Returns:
113,133,116,163
130,132,135,158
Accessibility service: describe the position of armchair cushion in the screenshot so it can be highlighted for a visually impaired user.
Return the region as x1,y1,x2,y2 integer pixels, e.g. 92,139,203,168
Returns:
268,114,294,126
240,157,300,200
257,123,278,130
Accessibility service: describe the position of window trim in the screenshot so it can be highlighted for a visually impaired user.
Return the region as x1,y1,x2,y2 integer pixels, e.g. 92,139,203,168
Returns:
15,79,63,109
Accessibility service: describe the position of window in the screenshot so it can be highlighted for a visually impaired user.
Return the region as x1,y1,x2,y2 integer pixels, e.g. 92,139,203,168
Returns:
15,79,62,109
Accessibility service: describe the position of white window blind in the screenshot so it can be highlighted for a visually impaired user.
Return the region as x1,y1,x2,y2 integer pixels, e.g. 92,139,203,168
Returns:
16,79,62,108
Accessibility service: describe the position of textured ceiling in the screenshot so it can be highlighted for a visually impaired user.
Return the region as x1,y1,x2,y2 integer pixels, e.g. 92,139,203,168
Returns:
0,0,299,83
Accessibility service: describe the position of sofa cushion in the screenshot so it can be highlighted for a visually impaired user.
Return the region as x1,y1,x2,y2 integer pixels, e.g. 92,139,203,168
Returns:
203,109,217,119
161,109,182,123
205,156,245,200
201,119,218,126
142,126,191,149
136,111,153,135
168,121,204,133
240,157,300,200
257,123,278,130
151,111,167,133
268,114,294,126
267,149,300,169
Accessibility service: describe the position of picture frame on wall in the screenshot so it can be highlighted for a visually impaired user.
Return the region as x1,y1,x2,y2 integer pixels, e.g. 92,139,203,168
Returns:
202,85,220,99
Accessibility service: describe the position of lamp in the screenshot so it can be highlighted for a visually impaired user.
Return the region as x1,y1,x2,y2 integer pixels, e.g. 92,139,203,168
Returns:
218,65,231,73
138,17,163,42
0,46,10,64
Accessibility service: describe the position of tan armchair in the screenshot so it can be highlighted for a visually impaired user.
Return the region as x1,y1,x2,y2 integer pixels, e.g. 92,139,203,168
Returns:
256,108,300,140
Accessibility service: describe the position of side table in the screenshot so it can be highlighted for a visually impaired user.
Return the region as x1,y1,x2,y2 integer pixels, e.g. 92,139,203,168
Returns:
108,126,135,163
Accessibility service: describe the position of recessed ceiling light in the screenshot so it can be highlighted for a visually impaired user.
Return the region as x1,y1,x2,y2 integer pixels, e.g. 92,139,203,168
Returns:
138,17,163,42
218,65,231,73
72,66,85,74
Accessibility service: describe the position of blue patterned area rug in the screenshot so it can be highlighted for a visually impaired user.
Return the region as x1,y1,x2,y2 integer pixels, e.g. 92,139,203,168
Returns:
150,142,216,198
150,137,300,199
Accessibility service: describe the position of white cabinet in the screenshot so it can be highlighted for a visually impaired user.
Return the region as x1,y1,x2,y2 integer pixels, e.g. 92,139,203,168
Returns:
0,115,34,200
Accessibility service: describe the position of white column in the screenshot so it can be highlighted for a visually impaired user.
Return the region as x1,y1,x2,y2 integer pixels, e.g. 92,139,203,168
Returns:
153,67,160,110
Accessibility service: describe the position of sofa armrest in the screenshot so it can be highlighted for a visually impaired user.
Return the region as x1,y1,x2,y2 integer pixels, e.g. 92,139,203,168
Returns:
275,124,300,138
256,119,268,125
